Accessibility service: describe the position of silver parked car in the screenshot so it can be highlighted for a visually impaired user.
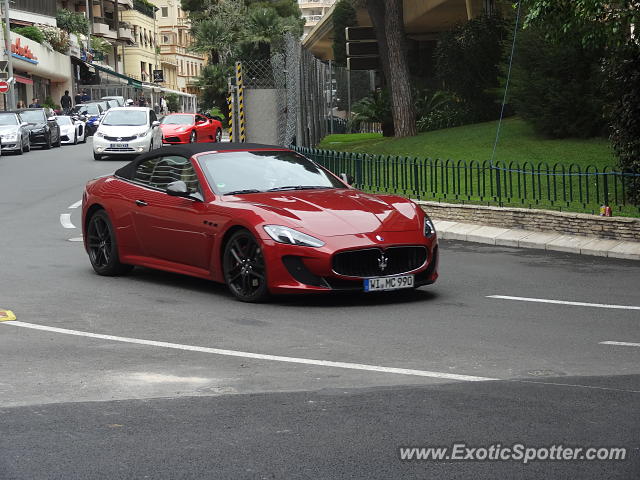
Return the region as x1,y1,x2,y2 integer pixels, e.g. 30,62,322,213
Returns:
0,112,30,155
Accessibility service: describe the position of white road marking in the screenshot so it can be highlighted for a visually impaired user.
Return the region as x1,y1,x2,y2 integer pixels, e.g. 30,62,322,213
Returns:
59,213,76,229
2,321,495,382
600,341,640,348
488,295,640,311
68,236,83,242
68,200,82,209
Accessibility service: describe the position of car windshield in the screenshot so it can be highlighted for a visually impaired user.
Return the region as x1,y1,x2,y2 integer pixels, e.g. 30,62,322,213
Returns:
56,117,72,125
198,151,344,195
0,114,18,125
19,110,46,123
161,115,194,125
103,110,147,126
77,104,100,115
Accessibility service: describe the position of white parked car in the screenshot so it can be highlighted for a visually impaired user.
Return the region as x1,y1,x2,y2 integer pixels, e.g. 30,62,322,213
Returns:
56,115,86,145
92,107,162,160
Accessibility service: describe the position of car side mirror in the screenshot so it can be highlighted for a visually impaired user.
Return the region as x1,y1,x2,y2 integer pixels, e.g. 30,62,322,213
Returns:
166,180,191,197
152,121,160,127
340,173,355,186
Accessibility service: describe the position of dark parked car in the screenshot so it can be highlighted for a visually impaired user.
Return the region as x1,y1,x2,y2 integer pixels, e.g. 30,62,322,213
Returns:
15,108,61,149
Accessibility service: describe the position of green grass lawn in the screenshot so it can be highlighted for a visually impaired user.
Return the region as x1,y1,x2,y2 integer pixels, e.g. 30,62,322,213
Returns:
318,117,618,170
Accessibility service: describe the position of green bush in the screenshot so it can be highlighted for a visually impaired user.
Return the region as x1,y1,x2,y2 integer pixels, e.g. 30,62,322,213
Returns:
434,14,509,122
12,26,44,44
43,96,60,110
56,9,89,36
508,25,606,139
417,103,472,133
607,45,640,203
351,90,394,136
165,93,180,112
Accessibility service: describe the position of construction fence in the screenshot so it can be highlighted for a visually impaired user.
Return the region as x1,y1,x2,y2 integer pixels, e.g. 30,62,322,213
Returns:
227,34,378,147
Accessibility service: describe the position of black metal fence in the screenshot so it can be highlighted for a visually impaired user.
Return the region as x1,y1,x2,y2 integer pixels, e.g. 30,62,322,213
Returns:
294,147,640,217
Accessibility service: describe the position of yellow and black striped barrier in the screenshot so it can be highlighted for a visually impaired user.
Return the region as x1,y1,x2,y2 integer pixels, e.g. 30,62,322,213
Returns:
235,61,246,142
227,93,234,142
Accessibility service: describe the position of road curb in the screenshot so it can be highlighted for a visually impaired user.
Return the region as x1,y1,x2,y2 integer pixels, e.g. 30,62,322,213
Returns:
433,220,640,260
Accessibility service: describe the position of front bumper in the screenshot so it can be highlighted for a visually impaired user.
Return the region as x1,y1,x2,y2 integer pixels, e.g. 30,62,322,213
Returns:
161,130,191,144
28,131,48,145
93,134,152,155
0,138,21,151
260,230,439,295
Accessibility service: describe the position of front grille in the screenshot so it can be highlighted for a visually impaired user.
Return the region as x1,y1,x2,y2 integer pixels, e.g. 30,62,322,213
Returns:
105,147,135,152
163,136,181,142
104,135,137,141
333,246,427,277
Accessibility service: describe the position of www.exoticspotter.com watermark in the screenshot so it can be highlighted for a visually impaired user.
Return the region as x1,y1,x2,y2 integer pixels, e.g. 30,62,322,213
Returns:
398,443,628,464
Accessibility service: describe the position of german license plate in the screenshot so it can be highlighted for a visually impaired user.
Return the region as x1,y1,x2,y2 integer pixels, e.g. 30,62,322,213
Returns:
364,275,414,292
110,143,128,148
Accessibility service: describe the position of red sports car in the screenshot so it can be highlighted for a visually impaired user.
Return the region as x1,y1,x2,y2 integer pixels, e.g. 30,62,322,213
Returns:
160,113,223,144
81,144,438,302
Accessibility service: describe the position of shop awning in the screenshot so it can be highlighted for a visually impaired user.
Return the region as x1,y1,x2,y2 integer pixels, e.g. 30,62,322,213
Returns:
86,61,143,88
14,74,33,85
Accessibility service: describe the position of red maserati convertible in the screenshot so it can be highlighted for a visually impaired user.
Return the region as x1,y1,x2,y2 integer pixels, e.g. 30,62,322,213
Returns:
160,113,223,144
81,144,438,302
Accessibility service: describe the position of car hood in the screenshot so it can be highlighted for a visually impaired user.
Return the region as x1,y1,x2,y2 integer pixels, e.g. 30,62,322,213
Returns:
98,125,148,136
232,189,422,236
59,124,76,134
24,123,46,131
160,124,191,134
0,125,20,133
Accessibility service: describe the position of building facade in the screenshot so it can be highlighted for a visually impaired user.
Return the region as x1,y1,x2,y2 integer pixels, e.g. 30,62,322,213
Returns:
298,0,336,39
153,0,206,94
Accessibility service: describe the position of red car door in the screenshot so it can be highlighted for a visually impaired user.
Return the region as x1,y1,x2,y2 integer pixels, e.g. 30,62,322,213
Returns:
131,155,214,271
195,114,215,142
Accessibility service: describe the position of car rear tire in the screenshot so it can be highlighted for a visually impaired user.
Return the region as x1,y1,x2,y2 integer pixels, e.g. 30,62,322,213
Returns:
16,142,23,155
54,133,61,147
215,129,222,143
25,138,30,152
223,229,269,303
73,132,78,145
190,131,197,143
87,210,133,276
93,152,102,161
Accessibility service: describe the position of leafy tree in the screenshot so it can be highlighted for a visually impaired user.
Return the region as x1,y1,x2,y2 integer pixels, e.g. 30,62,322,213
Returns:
12,26,45,44
434,14,509,122
357,0,417,137
508,24,606,138
524,0,640,200
56,9,89,36
332,0,357,66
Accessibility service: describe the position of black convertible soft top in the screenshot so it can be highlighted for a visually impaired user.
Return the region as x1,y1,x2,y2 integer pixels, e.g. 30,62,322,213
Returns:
114,142,287,180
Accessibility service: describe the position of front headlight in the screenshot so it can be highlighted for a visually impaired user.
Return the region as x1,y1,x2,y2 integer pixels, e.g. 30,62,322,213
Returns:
263,225,325,248
137,130,149,138
3,133,17,140
424,216,436,237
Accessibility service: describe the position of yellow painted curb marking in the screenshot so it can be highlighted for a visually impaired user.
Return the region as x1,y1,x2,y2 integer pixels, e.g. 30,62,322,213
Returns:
0,309,16,321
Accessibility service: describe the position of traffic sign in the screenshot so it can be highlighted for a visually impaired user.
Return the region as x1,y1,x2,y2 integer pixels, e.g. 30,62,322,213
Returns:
346,27,376,42
153,69,164,83
0,81,9,94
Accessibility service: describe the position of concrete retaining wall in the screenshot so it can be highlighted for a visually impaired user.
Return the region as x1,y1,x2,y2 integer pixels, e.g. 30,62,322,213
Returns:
416,201,640,242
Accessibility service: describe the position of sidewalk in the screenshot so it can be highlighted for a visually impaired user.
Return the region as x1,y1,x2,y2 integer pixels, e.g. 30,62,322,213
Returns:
433,220,640,261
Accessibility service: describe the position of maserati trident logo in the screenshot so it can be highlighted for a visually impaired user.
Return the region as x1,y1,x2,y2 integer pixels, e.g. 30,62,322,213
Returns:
117,137,123,141
378,253,388,272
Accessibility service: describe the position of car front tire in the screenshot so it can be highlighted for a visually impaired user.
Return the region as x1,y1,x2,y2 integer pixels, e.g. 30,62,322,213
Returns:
87,210,133,276
43,134,51,149
93,152,102,161
223,229,270,303
215,129,222,143
190,131,197,143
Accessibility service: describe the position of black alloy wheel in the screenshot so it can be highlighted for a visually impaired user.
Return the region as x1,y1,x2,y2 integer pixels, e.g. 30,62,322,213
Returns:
223,230,269,302
215,129,222,142
87,210,133,276
190,130,197,143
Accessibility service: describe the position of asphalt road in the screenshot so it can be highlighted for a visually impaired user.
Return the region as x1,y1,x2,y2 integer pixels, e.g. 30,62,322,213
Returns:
0,141,639,479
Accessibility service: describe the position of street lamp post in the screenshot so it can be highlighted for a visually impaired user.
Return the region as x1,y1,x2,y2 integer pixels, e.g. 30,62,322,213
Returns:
3,0,15,110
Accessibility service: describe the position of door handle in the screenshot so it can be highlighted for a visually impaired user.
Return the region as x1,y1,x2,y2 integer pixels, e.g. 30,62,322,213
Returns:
135,199,148,207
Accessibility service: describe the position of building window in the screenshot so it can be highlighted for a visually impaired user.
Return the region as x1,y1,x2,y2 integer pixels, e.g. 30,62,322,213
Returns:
161,7,168,17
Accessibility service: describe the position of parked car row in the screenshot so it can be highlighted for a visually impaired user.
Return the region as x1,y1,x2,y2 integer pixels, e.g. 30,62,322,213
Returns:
0,107,88,155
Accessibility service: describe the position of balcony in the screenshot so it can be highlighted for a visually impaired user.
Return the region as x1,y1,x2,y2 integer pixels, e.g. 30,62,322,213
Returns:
177,17,190,28
299,0,334,7
160,54,178,66
93,21,111,37
118,0,134,8
303,14,324,25
118,26,134,42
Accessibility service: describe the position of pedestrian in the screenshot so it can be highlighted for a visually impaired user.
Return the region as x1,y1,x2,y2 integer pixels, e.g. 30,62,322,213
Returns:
28,98,41,108
81,90,90,102
74,91,82,105
16,100,26,109
160,95,168,115
60,90,72,113
138,95,146,107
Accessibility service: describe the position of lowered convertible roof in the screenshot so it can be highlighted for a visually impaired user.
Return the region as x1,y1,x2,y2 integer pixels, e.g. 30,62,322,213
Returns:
114,142,287,180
